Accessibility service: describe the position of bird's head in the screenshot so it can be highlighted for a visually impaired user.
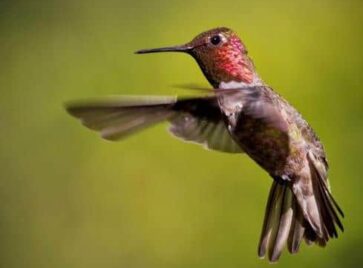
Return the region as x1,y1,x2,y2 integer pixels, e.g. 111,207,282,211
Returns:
136,27,258,88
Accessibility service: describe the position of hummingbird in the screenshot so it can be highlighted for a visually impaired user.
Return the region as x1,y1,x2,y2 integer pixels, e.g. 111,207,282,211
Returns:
66,27,343,262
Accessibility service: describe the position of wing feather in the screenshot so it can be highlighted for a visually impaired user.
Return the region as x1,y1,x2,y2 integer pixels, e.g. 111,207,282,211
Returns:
66,95,243,153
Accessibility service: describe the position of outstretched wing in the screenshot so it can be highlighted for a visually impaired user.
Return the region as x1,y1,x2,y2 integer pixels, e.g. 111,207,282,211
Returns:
66,95,243,154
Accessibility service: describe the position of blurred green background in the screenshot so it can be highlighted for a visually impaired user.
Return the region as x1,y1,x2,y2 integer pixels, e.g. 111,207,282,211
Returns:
1,0,362,267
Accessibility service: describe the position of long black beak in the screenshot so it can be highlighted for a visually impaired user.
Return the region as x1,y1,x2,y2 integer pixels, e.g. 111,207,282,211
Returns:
135,44,192,54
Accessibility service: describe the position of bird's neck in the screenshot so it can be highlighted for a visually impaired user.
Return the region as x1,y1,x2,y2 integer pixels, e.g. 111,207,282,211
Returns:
210,53,264,89
218,72,263,89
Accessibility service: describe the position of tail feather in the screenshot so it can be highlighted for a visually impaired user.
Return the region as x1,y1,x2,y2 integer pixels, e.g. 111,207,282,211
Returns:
258,153,344,262
269,186,294,262
259,182,297,262
313,167,344,232
307,151,344,236
265,185,285,261
258,182,279,258
258,181,293,262
287,199,305,254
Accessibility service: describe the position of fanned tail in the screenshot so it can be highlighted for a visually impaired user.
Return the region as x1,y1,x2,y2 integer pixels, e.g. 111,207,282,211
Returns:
258,152,344,262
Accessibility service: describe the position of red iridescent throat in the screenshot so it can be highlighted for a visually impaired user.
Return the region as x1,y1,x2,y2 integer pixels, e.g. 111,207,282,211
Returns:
214,35,254,84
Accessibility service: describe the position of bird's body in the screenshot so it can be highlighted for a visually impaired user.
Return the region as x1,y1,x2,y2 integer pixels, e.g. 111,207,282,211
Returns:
215,84,343,260
219,84,319,177
66,27,343,262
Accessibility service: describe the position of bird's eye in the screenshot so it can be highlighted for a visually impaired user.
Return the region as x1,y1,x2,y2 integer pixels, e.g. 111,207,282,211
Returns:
210,35,222,46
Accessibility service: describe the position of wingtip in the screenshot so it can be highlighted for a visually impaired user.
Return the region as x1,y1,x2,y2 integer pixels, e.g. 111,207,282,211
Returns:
64,102,78,117
65,105,88,119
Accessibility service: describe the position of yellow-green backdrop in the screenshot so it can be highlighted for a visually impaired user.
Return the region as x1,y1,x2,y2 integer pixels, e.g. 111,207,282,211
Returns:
1,0,362,267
